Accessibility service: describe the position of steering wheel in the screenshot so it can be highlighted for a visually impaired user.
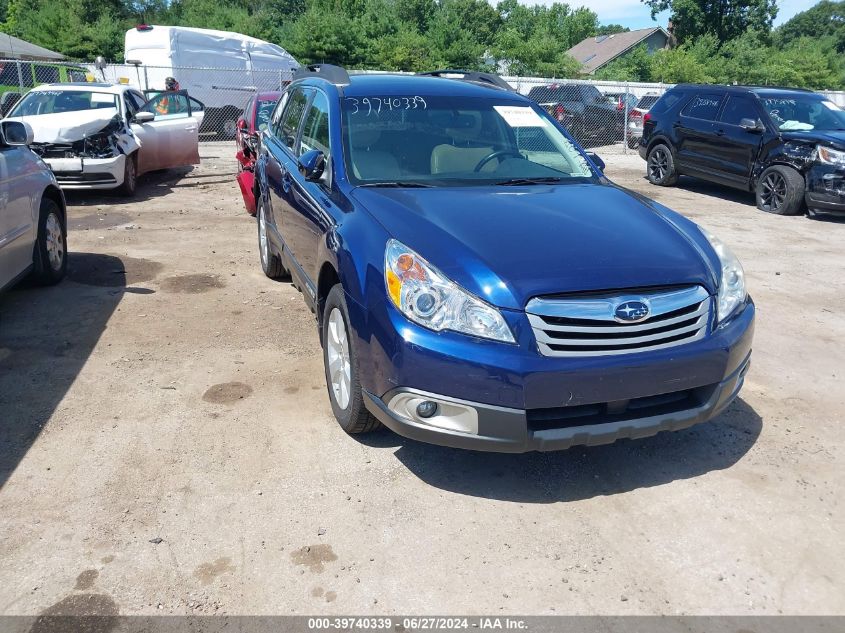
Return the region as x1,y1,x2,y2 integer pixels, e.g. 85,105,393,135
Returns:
473,149,523,172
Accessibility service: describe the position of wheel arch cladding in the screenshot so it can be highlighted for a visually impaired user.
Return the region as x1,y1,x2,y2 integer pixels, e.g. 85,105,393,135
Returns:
41,185,66,221
317,260,341,322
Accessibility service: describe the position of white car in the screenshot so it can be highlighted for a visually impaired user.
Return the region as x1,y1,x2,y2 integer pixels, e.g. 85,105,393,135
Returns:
5,83,204,196
0,119,67,291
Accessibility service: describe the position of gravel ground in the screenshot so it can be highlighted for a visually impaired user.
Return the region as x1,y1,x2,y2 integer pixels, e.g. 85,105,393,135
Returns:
0,142,842,617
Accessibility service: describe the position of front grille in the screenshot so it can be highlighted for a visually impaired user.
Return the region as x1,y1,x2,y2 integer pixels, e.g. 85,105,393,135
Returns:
526,384,715,432
527,285,711,357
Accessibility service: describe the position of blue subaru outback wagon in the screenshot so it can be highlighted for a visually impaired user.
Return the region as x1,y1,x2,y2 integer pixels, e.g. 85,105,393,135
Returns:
254,65,755,452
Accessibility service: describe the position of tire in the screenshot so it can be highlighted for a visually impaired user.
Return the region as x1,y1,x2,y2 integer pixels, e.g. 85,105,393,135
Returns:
32,197,66,286
322,284,380,435
117,153,137,197
756,165,805,216
646,143,679,186
257,196,287,279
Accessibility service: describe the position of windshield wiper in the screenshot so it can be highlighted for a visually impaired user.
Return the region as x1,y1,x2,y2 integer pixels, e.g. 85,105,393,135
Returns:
358,181,435,188
495,177,567,186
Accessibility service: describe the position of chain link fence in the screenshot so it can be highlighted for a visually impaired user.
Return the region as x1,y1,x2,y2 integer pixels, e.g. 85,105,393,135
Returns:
3,58,845,149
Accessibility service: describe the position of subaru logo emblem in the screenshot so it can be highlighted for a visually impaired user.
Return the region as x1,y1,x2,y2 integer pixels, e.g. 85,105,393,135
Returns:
614,300,650,323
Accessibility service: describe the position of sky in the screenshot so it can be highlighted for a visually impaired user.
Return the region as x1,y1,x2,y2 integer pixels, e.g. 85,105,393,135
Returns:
533,0,819,30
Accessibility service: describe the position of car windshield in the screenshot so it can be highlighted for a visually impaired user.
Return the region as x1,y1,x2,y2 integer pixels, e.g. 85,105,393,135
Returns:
256,99,276,131
10,90,119,116
342,95,595,186
760,95,845,131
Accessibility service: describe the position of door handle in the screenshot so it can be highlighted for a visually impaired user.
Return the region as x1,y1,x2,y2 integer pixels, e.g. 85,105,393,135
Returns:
716,129,725,136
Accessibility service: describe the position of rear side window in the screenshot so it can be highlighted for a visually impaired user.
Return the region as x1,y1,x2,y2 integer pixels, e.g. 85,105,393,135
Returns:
646,90,684,116
681,93,724,121
720,96,760,126
581,85,603,103
276,88,309,150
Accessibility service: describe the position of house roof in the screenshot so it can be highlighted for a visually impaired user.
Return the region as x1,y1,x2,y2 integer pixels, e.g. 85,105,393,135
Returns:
0,32,65,60
566,27,668,74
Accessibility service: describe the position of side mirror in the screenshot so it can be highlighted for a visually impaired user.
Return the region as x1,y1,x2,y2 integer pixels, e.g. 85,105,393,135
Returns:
740,118,764,133
0,120,34,146
134,111,155,123
298,149,326,181
238,119,248,131
587,152,605,171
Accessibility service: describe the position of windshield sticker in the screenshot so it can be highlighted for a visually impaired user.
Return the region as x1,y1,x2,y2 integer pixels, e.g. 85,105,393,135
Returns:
494,106,546,128
91,93,116,104
822,100,843,111
345,96,427,115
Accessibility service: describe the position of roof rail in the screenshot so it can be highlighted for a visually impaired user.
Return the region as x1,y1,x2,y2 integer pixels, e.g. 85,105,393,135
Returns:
417,70,515,92
293,64,350,86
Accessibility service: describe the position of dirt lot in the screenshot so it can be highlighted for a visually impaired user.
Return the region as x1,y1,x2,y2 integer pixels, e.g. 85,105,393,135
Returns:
1,143,843,617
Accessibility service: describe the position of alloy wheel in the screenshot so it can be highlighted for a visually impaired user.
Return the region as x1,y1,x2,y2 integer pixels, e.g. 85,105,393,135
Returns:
648,148,668,181
45,212,64,271
326,308,351,410
760,172,787,212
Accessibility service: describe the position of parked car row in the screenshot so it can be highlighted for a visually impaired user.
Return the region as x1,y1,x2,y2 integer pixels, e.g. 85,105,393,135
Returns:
247,65,755,453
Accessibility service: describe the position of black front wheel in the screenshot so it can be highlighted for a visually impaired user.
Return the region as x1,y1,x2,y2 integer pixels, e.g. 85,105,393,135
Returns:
756,165,805,216
646,144,678,186
32,197,67,285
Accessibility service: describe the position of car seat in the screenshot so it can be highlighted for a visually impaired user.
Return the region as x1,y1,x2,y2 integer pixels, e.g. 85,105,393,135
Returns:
349,126,400,180
430,112,496,174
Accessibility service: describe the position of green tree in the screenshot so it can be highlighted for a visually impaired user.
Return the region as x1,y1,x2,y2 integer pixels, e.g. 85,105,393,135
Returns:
776,0,845,52
641,0,778,44
596,23,629,35
594,44,655,81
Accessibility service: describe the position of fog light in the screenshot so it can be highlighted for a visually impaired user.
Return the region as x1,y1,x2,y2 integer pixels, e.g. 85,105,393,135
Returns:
416,400,438,418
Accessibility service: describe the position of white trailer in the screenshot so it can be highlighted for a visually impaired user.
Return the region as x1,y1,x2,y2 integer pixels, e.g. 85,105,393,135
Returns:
123,25,299,137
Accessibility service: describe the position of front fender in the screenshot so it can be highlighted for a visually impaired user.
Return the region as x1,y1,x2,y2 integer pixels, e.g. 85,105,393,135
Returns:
753,138,814,184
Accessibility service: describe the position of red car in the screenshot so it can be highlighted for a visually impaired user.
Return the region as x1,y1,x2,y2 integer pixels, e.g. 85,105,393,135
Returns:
236,91,281,215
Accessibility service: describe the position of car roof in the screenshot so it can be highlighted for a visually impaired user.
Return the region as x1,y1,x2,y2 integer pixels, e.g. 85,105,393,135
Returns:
31,82,133,94
673,83,818,97
255,91,282,100
295,73,526,101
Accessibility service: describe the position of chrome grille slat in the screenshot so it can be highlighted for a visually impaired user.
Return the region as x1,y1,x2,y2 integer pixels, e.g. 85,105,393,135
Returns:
526,286,712,357
526,302,708,334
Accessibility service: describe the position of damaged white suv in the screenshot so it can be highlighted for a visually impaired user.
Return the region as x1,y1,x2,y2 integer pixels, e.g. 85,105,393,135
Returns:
5,83,204,196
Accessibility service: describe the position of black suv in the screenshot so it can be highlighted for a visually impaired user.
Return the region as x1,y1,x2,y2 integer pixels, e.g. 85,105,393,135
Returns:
527,83,620,147
639,84,845,216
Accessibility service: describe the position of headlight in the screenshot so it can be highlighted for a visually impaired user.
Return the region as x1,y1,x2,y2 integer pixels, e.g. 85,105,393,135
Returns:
817,145,845,167
384,239,515,343
700,228,746,322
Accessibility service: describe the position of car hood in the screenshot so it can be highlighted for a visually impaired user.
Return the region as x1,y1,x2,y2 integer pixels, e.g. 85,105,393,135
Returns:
782,130,845,151
352,183,716,310
9,109,123,143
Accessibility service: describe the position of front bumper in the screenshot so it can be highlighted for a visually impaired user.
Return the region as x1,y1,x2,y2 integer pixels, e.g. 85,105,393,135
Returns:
354,293,755,452
364,351,751,452
806,164,845,214
45,154,125,190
